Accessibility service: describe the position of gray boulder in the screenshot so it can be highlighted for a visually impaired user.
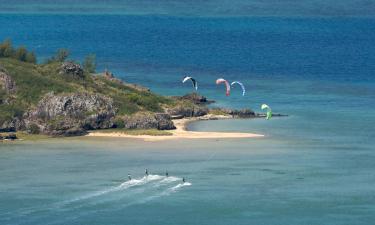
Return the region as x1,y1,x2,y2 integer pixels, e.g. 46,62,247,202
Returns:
0,118,25,132
154,113,175,130
166,105,208,118
0,70,16,94
121,112,175,130
49,127,87,137
26,92,116,135
59,62,84,78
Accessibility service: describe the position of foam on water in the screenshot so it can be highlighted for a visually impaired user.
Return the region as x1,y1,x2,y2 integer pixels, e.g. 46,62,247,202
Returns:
170,182,192,192
130,181,192,206
10,174,191,225
64,174,165,204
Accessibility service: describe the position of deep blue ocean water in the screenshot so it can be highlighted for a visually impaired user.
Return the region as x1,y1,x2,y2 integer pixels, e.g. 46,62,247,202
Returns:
0,14,375,225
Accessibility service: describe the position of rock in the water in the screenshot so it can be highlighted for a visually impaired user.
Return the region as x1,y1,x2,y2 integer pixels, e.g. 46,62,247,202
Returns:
59,62,84,78
209,108,256,118
26,92,116,135
0,70,16,94
121,112,175,130
230,109,256,118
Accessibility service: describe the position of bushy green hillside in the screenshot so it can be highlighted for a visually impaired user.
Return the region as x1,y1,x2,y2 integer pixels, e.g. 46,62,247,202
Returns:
0,57,174,124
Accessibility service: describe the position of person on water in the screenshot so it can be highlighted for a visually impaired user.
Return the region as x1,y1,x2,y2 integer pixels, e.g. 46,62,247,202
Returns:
166,171,169,177
128,174,132,180
145,169,149,176
182,177,185,183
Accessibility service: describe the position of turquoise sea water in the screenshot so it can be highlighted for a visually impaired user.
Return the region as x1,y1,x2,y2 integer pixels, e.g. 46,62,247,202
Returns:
1,13,375,225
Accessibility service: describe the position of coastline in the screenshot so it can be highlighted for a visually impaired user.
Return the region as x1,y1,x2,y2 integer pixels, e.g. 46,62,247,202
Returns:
86,115,264,141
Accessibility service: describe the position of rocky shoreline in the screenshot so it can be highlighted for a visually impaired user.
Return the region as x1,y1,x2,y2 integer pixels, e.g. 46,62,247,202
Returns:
0,60,286,140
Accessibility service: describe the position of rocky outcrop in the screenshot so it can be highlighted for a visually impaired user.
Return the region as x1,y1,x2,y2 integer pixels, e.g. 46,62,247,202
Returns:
154,113,175,130
209,108,256,118
120,112,175,130
48,127,87,137
174,93,215,105
26,92,116,136
229,109,256,118
59,62,84,78
0,118,25,132
0,70,16,94
0,133,17,140
166,104,209,118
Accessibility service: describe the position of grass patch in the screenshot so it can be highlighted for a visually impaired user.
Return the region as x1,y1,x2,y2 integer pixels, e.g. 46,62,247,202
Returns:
15,132,51,141
209,108,230,116
91,128,173,136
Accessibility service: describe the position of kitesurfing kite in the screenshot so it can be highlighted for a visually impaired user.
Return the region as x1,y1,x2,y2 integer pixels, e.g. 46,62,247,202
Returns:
216,78,230,96
182,76,198,91
261,104,272,120
230,81,246,96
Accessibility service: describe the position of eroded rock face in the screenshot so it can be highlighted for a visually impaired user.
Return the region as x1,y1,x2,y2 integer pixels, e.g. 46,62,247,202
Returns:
0,70,16,94
0,118,25,132
154,113,176,130
59,62,84,78
121,112,175,130
26,92,116,136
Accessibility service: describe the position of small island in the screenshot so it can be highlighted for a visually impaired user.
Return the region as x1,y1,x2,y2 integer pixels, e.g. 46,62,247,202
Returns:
0,40,279,141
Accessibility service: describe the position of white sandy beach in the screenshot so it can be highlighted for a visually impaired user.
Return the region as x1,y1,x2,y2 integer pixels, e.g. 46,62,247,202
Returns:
87,115,264,141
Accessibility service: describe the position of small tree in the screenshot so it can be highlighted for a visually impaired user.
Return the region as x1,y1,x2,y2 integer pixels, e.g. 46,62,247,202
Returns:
14,46,28,62
0,39,14,58
45,48,70,63
55,48,69,62
114,117,125,128
25,51,37,64
83,54,96,73
28,123,40,134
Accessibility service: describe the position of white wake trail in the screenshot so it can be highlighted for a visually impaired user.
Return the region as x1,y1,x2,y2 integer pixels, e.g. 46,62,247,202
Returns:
63,174,164,205
132,181,192,205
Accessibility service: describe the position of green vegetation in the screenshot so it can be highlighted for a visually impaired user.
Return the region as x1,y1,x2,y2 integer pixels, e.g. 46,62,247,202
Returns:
91,128,173,136
45,48,70,63
0,40,183,140
83,54,96,73
15,132,50,141
0,41,176,125
0,39,37,63
27,123,40,134
93,75,173,114
209,108,230,116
